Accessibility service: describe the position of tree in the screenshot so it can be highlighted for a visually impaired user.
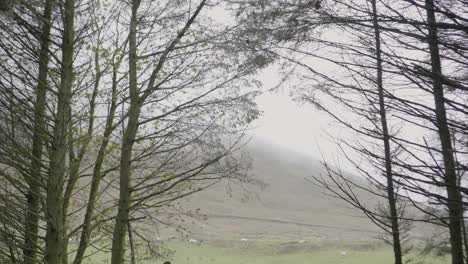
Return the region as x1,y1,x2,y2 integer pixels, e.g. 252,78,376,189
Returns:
108,1,262,262
45,0,75,262
424,1,464,262
232,1,468,264
25,0,55,263
0,1,59,263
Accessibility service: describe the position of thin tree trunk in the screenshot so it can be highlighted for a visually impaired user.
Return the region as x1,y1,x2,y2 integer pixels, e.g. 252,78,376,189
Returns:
62,40,102,264
61,136,77,264
73,56,119,264
24,1,54,263
370,1,403,264
425,1,464,263
462,215,468,264
45,0,75,262
110,1,141,263
109,1,206,262
110,93,140,264
127,222,136,264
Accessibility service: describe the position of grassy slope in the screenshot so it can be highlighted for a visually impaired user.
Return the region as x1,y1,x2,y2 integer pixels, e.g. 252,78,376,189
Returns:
83,240,449,264
170,241,449,264
82,139,445,264
179,139,386,241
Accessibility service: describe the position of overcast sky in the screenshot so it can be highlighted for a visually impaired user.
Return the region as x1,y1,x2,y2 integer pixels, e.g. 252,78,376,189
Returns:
206,5,340,161
248,68,345,163
209,4,426,171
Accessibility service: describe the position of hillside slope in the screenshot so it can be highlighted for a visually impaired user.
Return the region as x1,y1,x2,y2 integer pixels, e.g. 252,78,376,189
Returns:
178,139,383,241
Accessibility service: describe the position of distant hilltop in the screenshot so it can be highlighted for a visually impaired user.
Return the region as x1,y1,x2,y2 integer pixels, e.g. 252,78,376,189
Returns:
176,138,384,241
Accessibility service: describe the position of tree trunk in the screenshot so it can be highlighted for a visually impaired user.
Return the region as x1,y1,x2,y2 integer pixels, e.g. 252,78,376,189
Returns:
24,0,54,263
73,58,119,264
72,118,114,264
128,222,137,264
110,0,141,263
62,40,102,264
61,143,78,264
425,1,464,263
110,101,140,264
45,0,75,263
462,215,468,264
370,1,403,264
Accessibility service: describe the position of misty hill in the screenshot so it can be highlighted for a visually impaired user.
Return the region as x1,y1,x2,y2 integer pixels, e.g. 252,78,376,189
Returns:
178,138,384,242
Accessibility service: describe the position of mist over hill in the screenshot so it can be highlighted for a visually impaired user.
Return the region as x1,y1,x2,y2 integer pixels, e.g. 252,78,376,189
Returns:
178,138,384,242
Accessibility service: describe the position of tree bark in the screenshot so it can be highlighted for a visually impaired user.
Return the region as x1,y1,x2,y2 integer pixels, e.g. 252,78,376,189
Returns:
45,0,75,263
110,1,141,263
370,1,403,264
73,55,119,264
425,1,464,263
462,216,468,264
109,1,206,262
128,222,136,264
24,0,54,263
62,38,102,264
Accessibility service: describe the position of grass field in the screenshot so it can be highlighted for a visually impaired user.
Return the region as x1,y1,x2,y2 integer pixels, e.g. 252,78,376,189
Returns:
77,142,446,264
82,240,450,264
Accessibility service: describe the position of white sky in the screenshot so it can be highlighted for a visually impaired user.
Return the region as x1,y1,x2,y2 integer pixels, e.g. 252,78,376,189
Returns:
249,68,344,162
206,4,340,161
209,3,432,173
253,92,325,158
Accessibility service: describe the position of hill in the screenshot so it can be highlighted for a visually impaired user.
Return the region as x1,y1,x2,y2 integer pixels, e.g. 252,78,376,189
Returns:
177,138,384,242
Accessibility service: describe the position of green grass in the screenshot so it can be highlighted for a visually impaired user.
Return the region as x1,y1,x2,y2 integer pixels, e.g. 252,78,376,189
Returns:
81,240,449,264
169,241,448,264
173,243,387,264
